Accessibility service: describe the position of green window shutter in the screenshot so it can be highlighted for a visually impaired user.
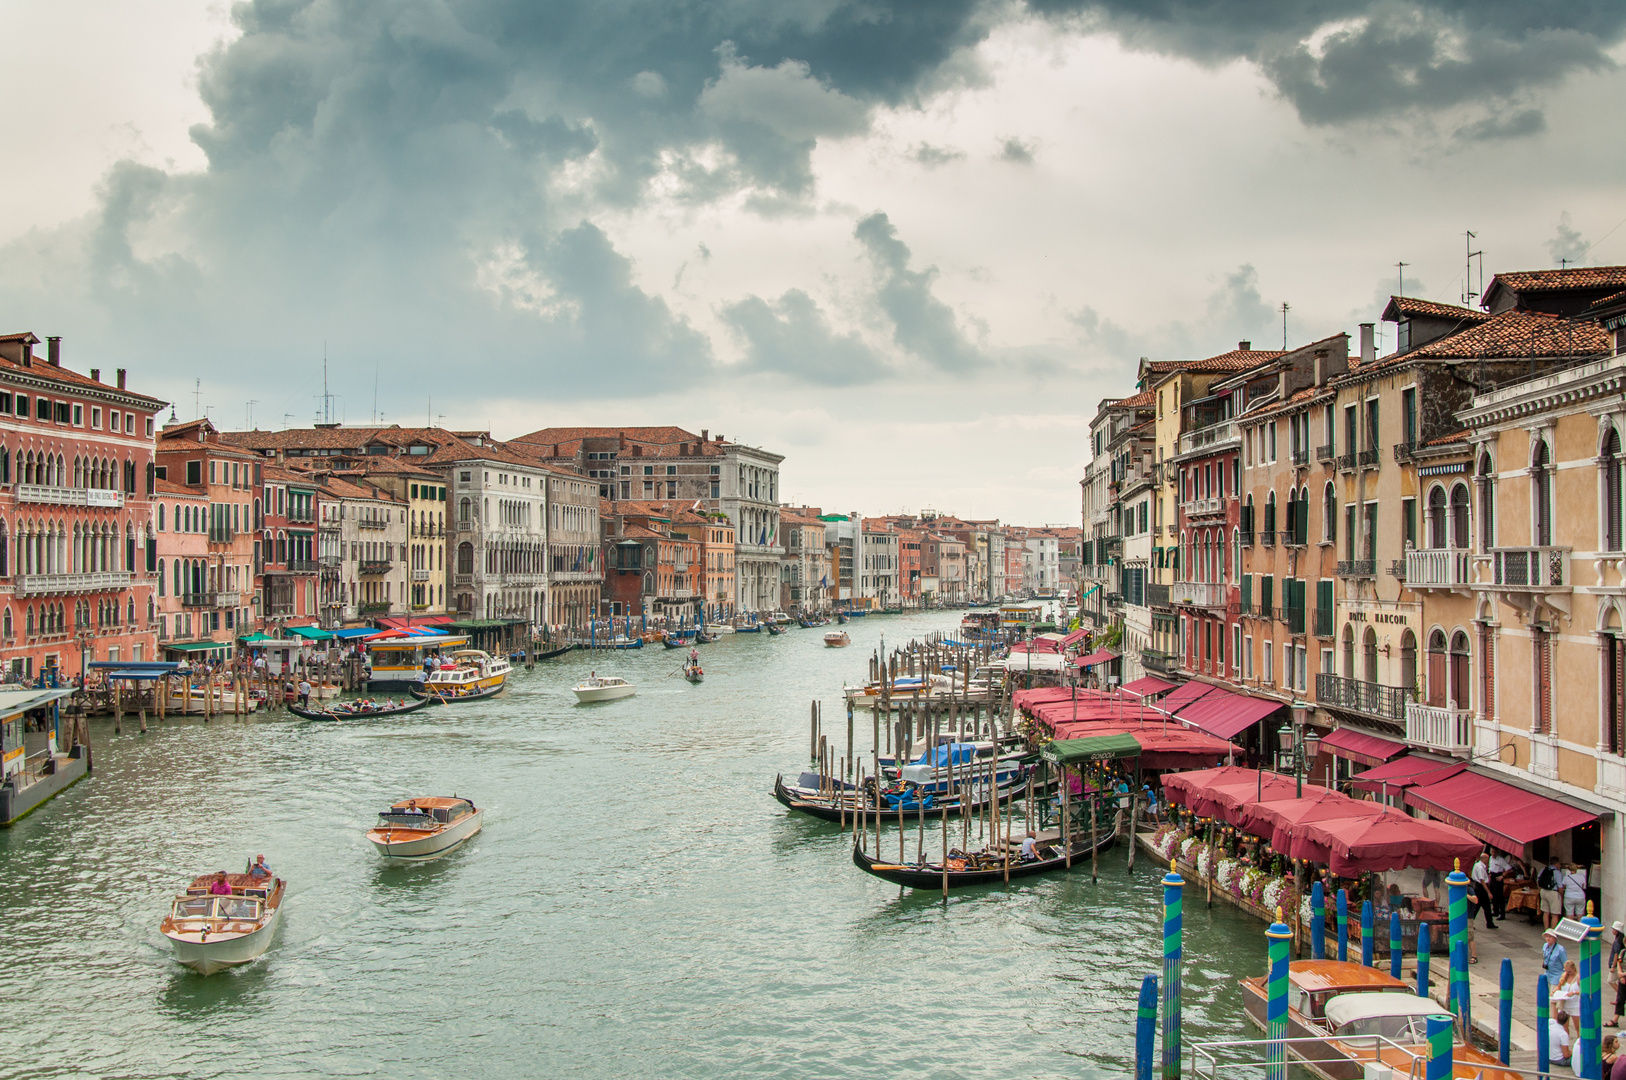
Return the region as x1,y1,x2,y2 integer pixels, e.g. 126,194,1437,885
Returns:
1261,575,1274,613
1242,574,1253,612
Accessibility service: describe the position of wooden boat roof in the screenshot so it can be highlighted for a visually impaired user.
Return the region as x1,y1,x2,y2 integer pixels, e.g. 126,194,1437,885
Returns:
389,796,469,810
1288,959,1410,992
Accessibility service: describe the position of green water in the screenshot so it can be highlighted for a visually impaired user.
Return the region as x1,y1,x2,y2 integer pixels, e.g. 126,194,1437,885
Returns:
0,611,1271,1079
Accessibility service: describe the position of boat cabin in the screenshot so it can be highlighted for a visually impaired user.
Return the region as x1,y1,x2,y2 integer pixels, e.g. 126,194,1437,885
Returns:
1282,961,1412,1022
379,797,475,829
368,635,471,682
171,893,264,923
1323,993,1450,1042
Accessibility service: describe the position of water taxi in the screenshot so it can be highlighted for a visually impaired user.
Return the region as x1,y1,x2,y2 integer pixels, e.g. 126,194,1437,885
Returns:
366,634,471,690
160,870,285,975
704,622,735,635
573,674,637,702
366,796,482,861
412,649,510,702
823,631,850,648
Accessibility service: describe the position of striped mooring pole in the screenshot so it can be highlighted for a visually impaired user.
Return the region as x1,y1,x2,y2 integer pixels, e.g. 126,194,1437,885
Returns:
1310,880,1326,960
1389,910,1403,979
1425,1012,1454,1080
1498,957,1513,1066
1162,871,1184,1080
1417,921,1431,998
1446,863,1471,1032
1538,973,1551,1077
1581,910,1604,1079
1265,912,1293,1080
1135,974,1157,1080
1360,899,1374,968
1336,888,1349,963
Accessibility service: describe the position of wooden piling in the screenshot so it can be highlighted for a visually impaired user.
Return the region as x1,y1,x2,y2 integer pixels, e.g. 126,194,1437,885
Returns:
1127,794,1139,872
1063,766,1072,868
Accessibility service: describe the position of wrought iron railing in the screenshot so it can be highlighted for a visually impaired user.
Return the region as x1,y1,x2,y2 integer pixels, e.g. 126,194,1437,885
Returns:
1317,673,1413,722
1490,546,1570,589
1336,560,1376,578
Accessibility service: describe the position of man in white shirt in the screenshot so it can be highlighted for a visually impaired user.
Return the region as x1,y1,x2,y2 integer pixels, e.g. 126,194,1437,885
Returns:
1550,1009,1573,1069
1470,852,1499,929
1559,863,1589,919
1488,852,1513,918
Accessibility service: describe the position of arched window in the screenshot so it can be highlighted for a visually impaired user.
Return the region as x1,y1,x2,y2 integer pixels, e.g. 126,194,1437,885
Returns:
1449,631,1471,709
25,606,33,636
1400,629,1417,695
157,558,165,597
459,497,472,525
1323,482,1337,542
1604,428,1623,552
1264,490,1277,536
1244,494,1255,542
1533,439,1553,547
1362,626,1378,684
1450,484,1471,549
1427,486,1448,548
457,542,474,574
1426,629,1448,706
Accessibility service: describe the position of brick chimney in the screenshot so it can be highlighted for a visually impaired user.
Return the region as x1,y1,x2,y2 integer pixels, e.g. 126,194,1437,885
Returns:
701,429,708,442
116,368,126,389
46,337,60,366
90,368,100,383
1359,323,1376,366
1314,348,1329,386
1238,340,1251,351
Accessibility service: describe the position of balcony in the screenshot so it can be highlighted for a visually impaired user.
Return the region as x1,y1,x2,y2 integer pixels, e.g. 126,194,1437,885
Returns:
1240,530,1254,547
1490,546,1569,589
1317,673,1414,724
1291,447,1310,467
453,573,475,586
1313,607,1333,637
1170,581,1228,608
1405,702,1474,755
288,559,319,573
266,603,295,617
1141,648,1181,675
411,569,432,582
1261,530,1275,547
288,510,315,524
1336,559,1376,578
359,602,392,615
359,560,393,575
1393,440,1418,464
1358,448,1380,468
1315,443,1335,463
358,519,388,530
319,554,342,569
14,570,132,597
16,484,124,508
1146,582,1170,609
1279,529,1306,547
1336,452,1358,472
217,591,240,608
1179,420,1239,456
1406,549,1471,590
1100,536,1122,559
1284,605,1306,635
1182,496,1224,518
181,591,218,608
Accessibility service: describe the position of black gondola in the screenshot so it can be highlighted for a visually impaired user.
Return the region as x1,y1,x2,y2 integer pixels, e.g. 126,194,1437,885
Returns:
290,697,429,721
535,643,575,661
766,623,786,636
850,829,1116,889
408,682,508,705
662,636,692,650
772,772,1048,824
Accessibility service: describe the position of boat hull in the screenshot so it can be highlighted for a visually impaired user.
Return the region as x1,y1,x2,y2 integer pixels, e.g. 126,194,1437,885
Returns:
289,698,428,721
367,811,483,861
573,684,637,703
772,772,1045,823
851,833,1114,889
166,910,280,975
409,682,507,705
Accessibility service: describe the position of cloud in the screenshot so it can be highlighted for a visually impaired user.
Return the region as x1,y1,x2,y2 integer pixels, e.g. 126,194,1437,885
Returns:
854,211,983,373
1546,212,1590,266
910,142,965,168
721,288,886,385
997,136,1035,164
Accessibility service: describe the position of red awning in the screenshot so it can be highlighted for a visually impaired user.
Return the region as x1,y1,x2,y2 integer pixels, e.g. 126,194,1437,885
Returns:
1061,628,1089,648
1155,681,1218,715
1247,788,1388,859
1349,756,1466,793
1046,720,1237,770
1318,726,1408,768
1074,649,1120,668
1404,769,1600,857
1175,688,1286,740
1297,807,1484,875
1160,766,1297,822
374,614,454,630
1119,675,1176,698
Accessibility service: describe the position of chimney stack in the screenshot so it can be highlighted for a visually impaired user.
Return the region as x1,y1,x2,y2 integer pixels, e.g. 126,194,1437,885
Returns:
1239,340,1251,351
116,368,126,390
90,368,100,383
1314,348,1328,387
46,337,60,366
1360,323,1376,366
701,429,708,442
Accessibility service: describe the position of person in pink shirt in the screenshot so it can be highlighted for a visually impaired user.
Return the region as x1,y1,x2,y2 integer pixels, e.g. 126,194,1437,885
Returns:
207,871,233,896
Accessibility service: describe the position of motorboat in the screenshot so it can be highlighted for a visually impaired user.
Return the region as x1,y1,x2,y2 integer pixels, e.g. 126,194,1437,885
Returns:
366,796,482,862
366,634,472,690
704,623,735,635
823,631,850,648
841,674,952,702
573,674,637,703
417,649,510,699
1320,993,1516,1080
160,870,285,975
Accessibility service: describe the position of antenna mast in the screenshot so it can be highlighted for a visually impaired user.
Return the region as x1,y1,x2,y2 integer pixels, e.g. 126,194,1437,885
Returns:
1462,231,1484,308
1396,261,1409,297
193,379,201,420
1280,302,1290,350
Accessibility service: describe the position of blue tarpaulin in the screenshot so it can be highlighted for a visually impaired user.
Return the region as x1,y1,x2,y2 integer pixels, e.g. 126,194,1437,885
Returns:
912,743,981,767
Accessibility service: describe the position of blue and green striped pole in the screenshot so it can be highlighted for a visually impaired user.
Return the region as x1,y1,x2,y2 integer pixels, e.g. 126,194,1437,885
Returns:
1447,864,1471,1031
1498,957,1513,1065
1361,899,1374,967
1162,871,1184,1080
1390,910,1403,979
1266,912,1293,1080
1581,911,1604,1079
1417,921,1431,997
1311,880,1326,959
1135,974,1157,1080
1337,888,1349,962
1425,1012,1454,1080
1538,973,1551,1076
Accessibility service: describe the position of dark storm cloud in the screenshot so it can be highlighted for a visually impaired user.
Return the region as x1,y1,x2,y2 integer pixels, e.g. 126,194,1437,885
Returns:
721,288,887,385
1027,0,1625,133
854,212,982,373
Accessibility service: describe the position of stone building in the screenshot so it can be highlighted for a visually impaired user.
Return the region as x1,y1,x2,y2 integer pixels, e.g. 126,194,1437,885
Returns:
156,418,261,649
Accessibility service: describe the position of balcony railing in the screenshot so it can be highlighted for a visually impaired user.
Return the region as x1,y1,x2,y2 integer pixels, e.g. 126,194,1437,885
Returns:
16,484,124,508
217,591,240,608
1393,440,1419,464
358,519,388,530
1280,529,1307,547
1179,420,1239,455
181,591,217,608
1170,581,1228,608
359,602,392,615
1182,496,1224,517
359,560,393,575
1490,547,1570,589
1141,648,1181,675
1313,607,1333,637
288,510,316,524
1406,549,1471,589
1284,605,1306,635
288,559,319,573
319,554,342,568
14,570,132,597
1336,560,1376,578
1336,452,1358,471
1291,447,1310,467
1261,530,1275,547
1405,702,1474,755
1315,444,1335,462
1146,582,1170,608
1317,673,1414,723
411,569,432,582
1240,530,1254,547
266,603,295,617
453,573,475,586
1358,449,1380,467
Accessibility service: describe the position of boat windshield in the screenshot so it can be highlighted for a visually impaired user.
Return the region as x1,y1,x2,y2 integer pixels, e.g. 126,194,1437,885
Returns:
1335,1014,1429,1043
172,896,261,920
379,810,435,827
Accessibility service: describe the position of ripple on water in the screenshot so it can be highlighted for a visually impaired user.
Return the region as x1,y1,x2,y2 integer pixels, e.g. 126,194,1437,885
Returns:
0,613,1269,1079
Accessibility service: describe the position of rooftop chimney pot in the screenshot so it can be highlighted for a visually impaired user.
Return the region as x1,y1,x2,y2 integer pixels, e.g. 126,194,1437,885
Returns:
1359,323,1376,366
46,336,60,366
116,368,126,390
90,368,100,383
701,429,708,442
1239,340,1251,351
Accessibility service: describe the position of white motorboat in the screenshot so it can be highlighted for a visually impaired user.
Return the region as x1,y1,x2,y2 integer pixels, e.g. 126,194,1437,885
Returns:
704,622,736,635
573,674,637,702
366,796,482,861
823,631,850,648
161,871,285,975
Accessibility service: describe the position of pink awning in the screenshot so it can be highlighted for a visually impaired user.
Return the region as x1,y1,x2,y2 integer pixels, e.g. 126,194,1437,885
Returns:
1061,628,1089,648
1073,649,1120,668
1297,807,1484,875
1119,675,1176,698
1155,681,1218,715
1248,789,1388,860
1403,769,1600,857
1046,720,1238,770
1349,756,1465,793
1318,726,1408,768
1160,766,1297,822
1175,688,1286,740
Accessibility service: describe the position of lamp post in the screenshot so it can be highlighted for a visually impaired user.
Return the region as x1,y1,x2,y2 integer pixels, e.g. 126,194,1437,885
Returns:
1275,700,1321,797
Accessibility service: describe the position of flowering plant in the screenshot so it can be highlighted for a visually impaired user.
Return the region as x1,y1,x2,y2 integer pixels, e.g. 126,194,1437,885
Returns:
1151,825,1181,860
1179,836,1204,863
1261,877,1292,913
1195,847,1216,879
1239,867,1267,902
1216,858,1243,894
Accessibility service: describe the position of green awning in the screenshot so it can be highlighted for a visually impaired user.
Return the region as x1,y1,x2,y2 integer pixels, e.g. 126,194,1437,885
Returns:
238,632,279,644
163,641,230,653
288,626,336,640
1042,733,1142,766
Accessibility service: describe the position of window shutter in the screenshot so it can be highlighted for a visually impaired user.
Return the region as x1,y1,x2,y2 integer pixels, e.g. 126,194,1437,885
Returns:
1535,629,1552,734
1614,638,1625,755
1242,574,1252,612
1609,460,1623,552
1261,575,1274,615
1298,493,1310,545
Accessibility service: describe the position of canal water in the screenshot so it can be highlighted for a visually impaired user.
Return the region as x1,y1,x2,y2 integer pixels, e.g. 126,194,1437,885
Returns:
0,612,1270,1079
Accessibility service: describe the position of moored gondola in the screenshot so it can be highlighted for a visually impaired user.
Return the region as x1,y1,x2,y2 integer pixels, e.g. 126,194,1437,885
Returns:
771,770,1047,824
408,682,508,705
850,828,1116,889
290,697,429,721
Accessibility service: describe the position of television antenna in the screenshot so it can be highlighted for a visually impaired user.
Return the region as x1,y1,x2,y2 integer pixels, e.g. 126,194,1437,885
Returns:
245,400,258,430
1396,261,1409,297
1280,302,1290,349
1462,231,1484,307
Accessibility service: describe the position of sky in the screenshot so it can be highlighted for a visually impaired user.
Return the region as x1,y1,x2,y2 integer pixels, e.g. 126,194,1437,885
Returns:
2,0,1624,525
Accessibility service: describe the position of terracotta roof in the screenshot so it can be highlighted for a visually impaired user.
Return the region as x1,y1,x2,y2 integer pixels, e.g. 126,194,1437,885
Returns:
319,475,403,503
0,343,167,407
1425,430,1472,446
155,478,205,497
1143,347,1286,376
1241,385,1330,421
1381,296,1492,323
1402,309,1609,361
1114,390,1155,408
1488,266,1626,295
1588,290,1626,313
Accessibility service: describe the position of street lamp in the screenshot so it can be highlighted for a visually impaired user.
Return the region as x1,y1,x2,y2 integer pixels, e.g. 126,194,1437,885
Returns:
1275,700,1321,797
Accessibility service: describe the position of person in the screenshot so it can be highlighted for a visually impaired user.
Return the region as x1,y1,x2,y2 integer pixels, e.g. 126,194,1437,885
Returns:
1550,1009,1574,1067
1546,930,1571,985
1488,850,1513,918
298,677,311,707
1421,865,1442,902
1554,960,1582,1038
1607,1035,1626,1080
1611,927,1626,1029
1470,852,1499,929
248,855,272,880
1560,862,1590,919
689,647,699,664
1143,785,1159,824
1020,831,1038,860
1541,857,1564,929
208,871,233,896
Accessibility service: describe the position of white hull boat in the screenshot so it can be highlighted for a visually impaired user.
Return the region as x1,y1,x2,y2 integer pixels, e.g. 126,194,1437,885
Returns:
704,623,735,635
573,675,637,702
367,797,482,861
824,631,850,648
162,872,285,975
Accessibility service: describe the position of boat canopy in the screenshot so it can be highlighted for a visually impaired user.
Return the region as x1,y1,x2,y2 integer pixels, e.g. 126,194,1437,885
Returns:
912,742,984,767
1324,992,1451,1029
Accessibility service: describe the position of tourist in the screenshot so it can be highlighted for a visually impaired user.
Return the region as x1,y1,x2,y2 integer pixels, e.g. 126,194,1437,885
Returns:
1488,850,1513,918
1560,863,1590,919
1611,928,1626,1028
298,677,311,707
1020,831,1038,860
1546,930,1570,985
1470,852,1498,929
1541,857,1564,929
1550,1009,1574,1068
1554,960,1582,1038
1421,865,1442,902
1143,785,1159,824
248,855,272,880
208,871,233,896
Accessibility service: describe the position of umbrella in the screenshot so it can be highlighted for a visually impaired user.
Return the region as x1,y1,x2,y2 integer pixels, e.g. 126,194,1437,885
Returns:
1297,807,1483,876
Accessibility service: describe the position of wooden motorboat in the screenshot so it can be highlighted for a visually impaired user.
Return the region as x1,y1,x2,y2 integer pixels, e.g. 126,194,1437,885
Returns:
366,796,482,861
824,631,850,648
851,828,1115,889
608,636,645,649
409,681,507,705
161,871,285,975
704,623,734,636
573,674,636,703
289,696,428,721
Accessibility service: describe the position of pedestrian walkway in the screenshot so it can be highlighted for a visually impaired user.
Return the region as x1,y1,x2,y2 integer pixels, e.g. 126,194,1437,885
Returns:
1403,906,1555,1053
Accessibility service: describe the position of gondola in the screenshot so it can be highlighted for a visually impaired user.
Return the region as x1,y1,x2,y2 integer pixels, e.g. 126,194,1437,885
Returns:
851,828,1116,889
766,623,786,636
290,697,429,721
683,663,703,683
408,682,508,705
836,613,849,624
771,771,1048,824
662,636,692,650
535,643,575,661
695,631,720,644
